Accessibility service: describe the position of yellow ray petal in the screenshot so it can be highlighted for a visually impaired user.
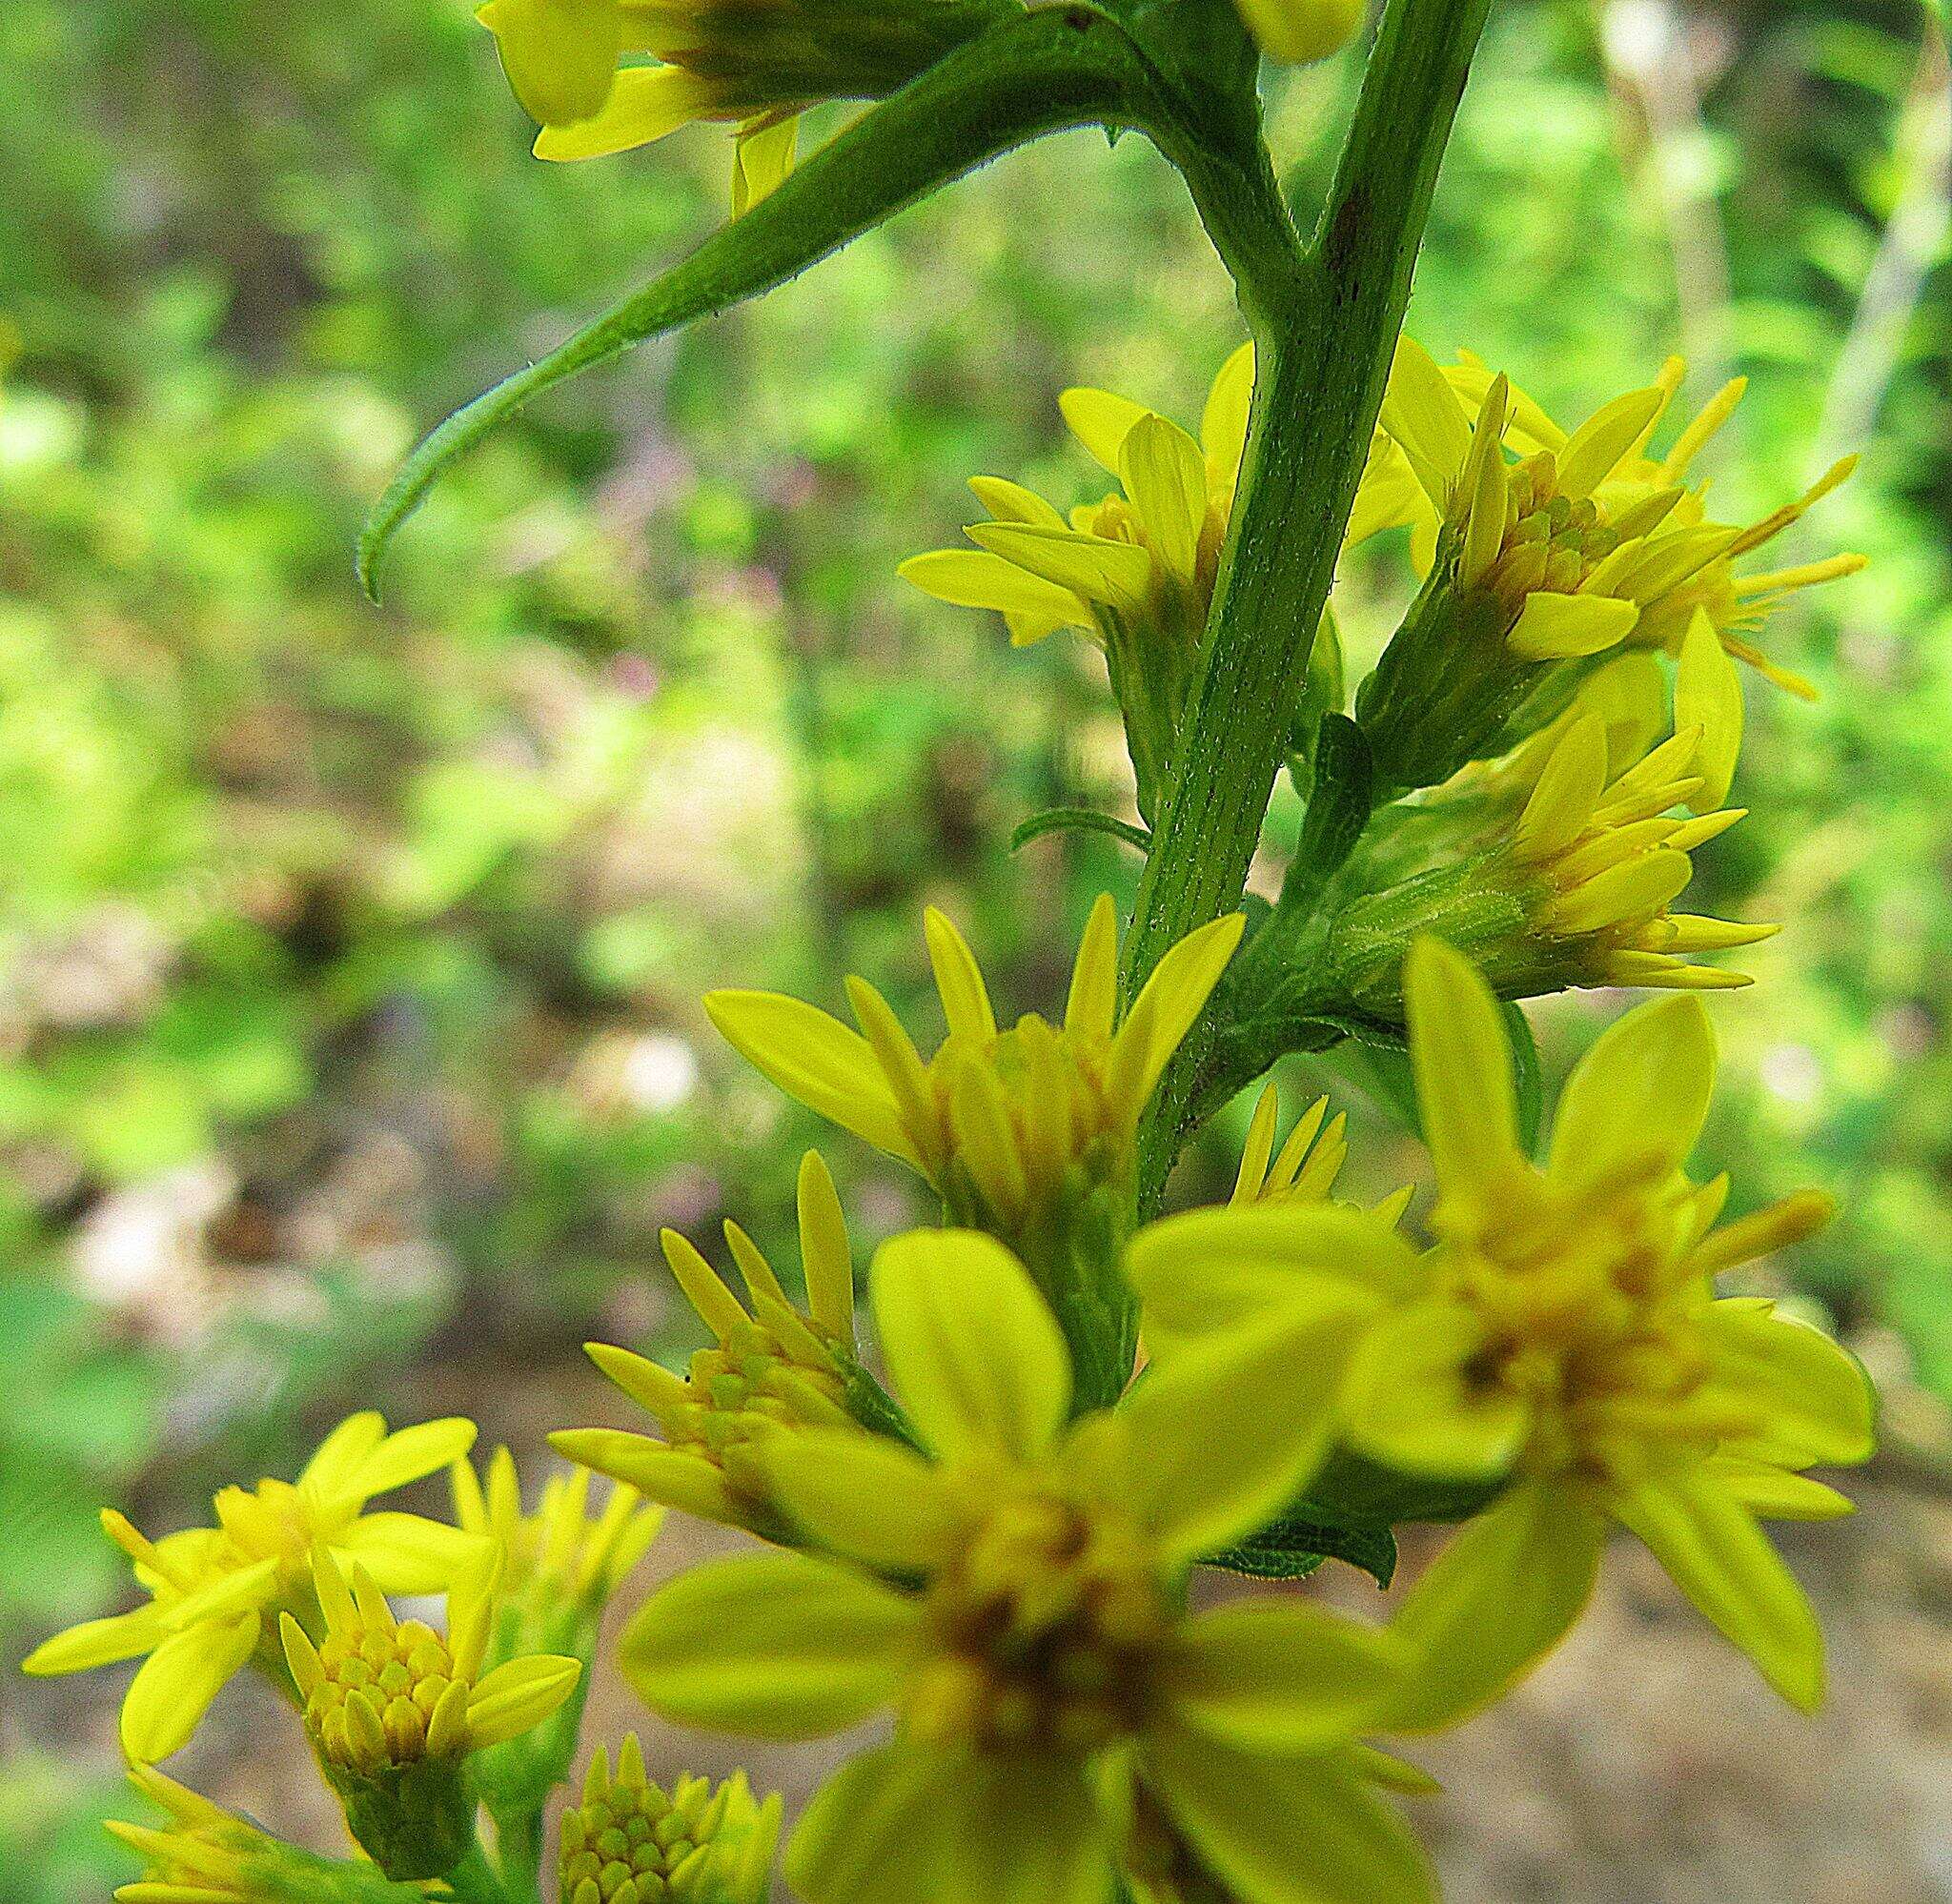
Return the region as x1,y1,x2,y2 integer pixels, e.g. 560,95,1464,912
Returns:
870,1230,1069,1464
1506,591,1639,659
1201,341,1256,475
923,907,997,1045
1549,993,1715,1184
1402,937,1521,1202
534,64,718,163
1119,412,1209,581
705,989,919,1165
1057,385,1151,473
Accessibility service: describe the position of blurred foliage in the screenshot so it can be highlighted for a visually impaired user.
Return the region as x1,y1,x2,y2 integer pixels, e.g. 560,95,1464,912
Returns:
1,0,1947,1890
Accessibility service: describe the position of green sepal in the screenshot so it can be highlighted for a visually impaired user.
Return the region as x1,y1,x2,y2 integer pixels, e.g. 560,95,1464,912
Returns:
1286,606,1348,781
1204,1515,1398,1588
1502,1000,1544,1156
229,1844,431,1904
1283,713,1372,912
838,1353,927,1451
1352,556,1546,799
358,8,1150,596
321,1755,476,1883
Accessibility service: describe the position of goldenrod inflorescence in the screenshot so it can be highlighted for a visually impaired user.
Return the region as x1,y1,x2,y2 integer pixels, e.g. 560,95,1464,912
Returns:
39,11,1883,1904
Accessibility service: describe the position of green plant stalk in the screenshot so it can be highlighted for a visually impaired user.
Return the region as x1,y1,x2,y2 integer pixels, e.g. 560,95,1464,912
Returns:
1125,0,1493,1205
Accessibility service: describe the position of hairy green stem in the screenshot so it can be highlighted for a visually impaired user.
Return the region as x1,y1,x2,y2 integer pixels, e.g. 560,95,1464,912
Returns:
1126,0,1493,1204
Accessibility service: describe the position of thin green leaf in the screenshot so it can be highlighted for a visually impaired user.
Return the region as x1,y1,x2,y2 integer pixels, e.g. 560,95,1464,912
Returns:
1205,1515,1398,1587
358,10,1149,598
1502,1000,1543,1156
1010,807,1153,854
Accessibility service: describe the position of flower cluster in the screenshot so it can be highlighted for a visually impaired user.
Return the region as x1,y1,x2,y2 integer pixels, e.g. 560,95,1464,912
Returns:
1351,337,1861,793
36,14,1883,1904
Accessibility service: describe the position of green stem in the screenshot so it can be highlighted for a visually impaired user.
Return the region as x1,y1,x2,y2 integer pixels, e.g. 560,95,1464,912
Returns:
444,1839,512,1904
489,1807,543,1904
1125,0,1493,1204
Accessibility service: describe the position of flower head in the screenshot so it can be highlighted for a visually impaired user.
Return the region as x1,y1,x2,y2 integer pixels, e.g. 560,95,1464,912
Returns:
1364,340,1862,688
705,897,1244,1243
104,1765,424,1904
1320,619,1768,1007
1129,939,1874,1718
1483,649,1773,992
902,353,1252,814
551,1149,861,1534
479,0,1008,203
282,1550,580,1877
21,1412,480,1763
620,1227,1432,1904
450,1447,662,1624
559,1736,782,1904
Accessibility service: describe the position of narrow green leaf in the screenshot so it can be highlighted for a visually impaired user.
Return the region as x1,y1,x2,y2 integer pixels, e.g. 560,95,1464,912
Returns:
1283,711,1372,908
358,10,1149,598
1502,1000,1543,1156
1010,807,1153,854
1205,1515,1397,1587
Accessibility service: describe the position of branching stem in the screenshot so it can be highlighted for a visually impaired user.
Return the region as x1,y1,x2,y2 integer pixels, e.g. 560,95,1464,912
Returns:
1124,0,1493,1205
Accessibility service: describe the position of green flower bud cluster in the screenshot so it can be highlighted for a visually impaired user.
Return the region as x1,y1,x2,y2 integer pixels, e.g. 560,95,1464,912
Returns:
559,1738,781,1904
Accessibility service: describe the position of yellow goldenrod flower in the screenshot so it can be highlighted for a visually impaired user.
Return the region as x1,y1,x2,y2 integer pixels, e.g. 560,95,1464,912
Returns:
450,1447,662,1623
105,1764,425,1904
551,1149,861,1534
1319,619,1768,1006
478,0,1008,204
901,350,1252,812
1233,0,1366,63
21,1412,481,1764
1364,339,1863,695
1129,939,1874,1719
1485,676,1772,994
704,896,1244,1241
559,1736,782,1904
282,1550,580,1877
620,1228,1432,1904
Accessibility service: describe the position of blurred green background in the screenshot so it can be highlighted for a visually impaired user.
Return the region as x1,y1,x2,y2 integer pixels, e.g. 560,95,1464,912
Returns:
3,0,1948,1896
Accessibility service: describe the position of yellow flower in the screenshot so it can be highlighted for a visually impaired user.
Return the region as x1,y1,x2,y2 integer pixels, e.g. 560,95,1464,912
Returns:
450,1447,662,1622
281,1550,580,1877
1365,340,1862,693
1233,0,1366,63
104,1764,426,1904
1128,939,1874,1719
478,0,1007,203
559,1736,782,1904
901,352,1252,810
620,1228,1432,1904
21,1412,481,1764
1484,646,1772,992
704,896,1244,1239
282,1551,580,1772
902,347,1251,653
1320,618,1768,1004
551,1149,861,1533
